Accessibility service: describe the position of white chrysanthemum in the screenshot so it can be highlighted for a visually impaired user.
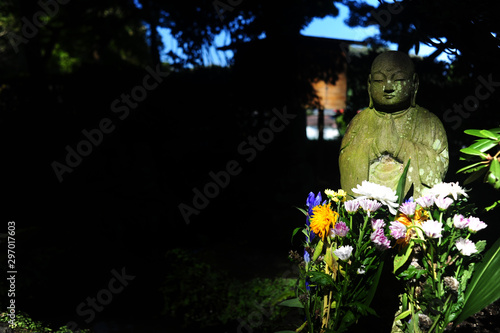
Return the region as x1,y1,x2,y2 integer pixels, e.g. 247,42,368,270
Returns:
351,181,399,215
334,245,354,261
455,238,478,256
421,220,443,238
428,182,468,200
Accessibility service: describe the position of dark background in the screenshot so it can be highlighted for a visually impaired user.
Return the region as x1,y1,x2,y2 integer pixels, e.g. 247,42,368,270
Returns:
2,0,500,332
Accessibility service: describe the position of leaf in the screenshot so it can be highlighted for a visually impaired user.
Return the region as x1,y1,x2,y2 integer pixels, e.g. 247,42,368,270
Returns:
456,162,488,174
394,242,413,274
464,129,493,138
296,207,308,216
460,147,488,159
487,158,500,189
278,297,304,309
455,237,500,324
291,227,302,243
480,129,500,140
324,246,338,273
312,239,323,261
475,240,487,254
364,261,384,306
308,271,335,287
464,166,488,185
469,139,499,152
396,159,411,206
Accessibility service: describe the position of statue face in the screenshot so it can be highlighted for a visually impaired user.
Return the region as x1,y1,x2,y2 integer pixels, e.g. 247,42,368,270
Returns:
369,54,417,112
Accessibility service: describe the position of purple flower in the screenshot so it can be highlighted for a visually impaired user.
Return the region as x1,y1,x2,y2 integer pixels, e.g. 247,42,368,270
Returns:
306,191,324,239
399,201,417,217
344,200,360,213
359,199,382,216
306,192,323,221
333,221,349,237
389,221,407,239
453,214,469,229
435,196,453,210
467,217,487,232
304,250,311,263
370,228,391,250
371,219,386,230
415,195,435,208
421,220,443,238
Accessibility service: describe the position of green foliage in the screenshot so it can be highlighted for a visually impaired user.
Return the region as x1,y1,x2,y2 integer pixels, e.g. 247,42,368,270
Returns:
159,248,295,330
0,312,88,333
455,237,500,325
458,127,500,191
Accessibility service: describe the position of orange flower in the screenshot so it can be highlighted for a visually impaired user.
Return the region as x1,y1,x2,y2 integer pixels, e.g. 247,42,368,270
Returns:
396,213,412,227
414,208,429,223
310,204,339,240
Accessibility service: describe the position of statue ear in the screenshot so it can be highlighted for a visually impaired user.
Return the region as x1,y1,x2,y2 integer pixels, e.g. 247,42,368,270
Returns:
368,74,373,108
411,73,419,107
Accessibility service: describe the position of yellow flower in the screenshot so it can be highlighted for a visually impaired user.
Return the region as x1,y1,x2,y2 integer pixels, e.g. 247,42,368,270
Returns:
325,189,347,203
310,204,339,239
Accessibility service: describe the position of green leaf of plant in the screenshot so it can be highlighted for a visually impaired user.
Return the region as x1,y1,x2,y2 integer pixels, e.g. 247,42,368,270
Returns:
308,271,334,287
394,242,413,274
487,158,500,189
480,129,500,140
396,159,411,207
456,162,488,174
278,297,304,308
291,227,302,243
464,166,488,185
464,129,491,138
455,237,500,325
460,147,488,159
296,207,308,215
364,261,384,306
312,239,323,261
469,139,499,152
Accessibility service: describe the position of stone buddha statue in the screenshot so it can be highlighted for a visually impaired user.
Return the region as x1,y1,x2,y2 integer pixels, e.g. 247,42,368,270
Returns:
339,51,449,198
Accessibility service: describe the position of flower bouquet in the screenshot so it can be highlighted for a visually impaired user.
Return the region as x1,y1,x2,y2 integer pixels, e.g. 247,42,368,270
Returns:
284,168,489,332
286,181,401,333
391,183,487,332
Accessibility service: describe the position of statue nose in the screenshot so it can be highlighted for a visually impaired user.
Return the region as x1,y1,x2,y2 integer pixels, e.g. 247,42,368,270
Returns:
384,81,395,93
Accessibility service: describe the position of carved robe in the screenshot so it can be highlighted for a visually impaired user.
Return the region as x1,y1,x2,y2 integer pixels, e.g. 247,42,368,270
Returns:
339,106,449,198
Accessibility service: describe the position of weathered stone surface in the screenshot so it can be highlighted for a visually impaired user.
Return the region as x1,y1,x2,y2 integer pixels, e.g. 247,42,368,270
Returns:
339,51,448,198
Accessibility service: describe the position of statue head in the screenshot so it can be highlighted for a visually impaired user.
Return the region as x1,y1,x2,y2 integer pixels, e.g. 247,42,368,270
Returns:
368,51,419,112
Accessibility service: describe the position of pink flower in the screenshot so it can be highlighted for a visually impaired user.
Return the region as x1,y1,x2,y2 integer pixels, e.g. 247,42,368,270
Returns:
344,200,360,213
421,220,443,238
453,214,469,229
467,217,487,232
333,221,350,237
435,196,453,210
371,219,386,230
399,201,417,217
359,199,382,216
370,228,391,250
455,238,478,256
415,195,435,208
389,221,407,239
